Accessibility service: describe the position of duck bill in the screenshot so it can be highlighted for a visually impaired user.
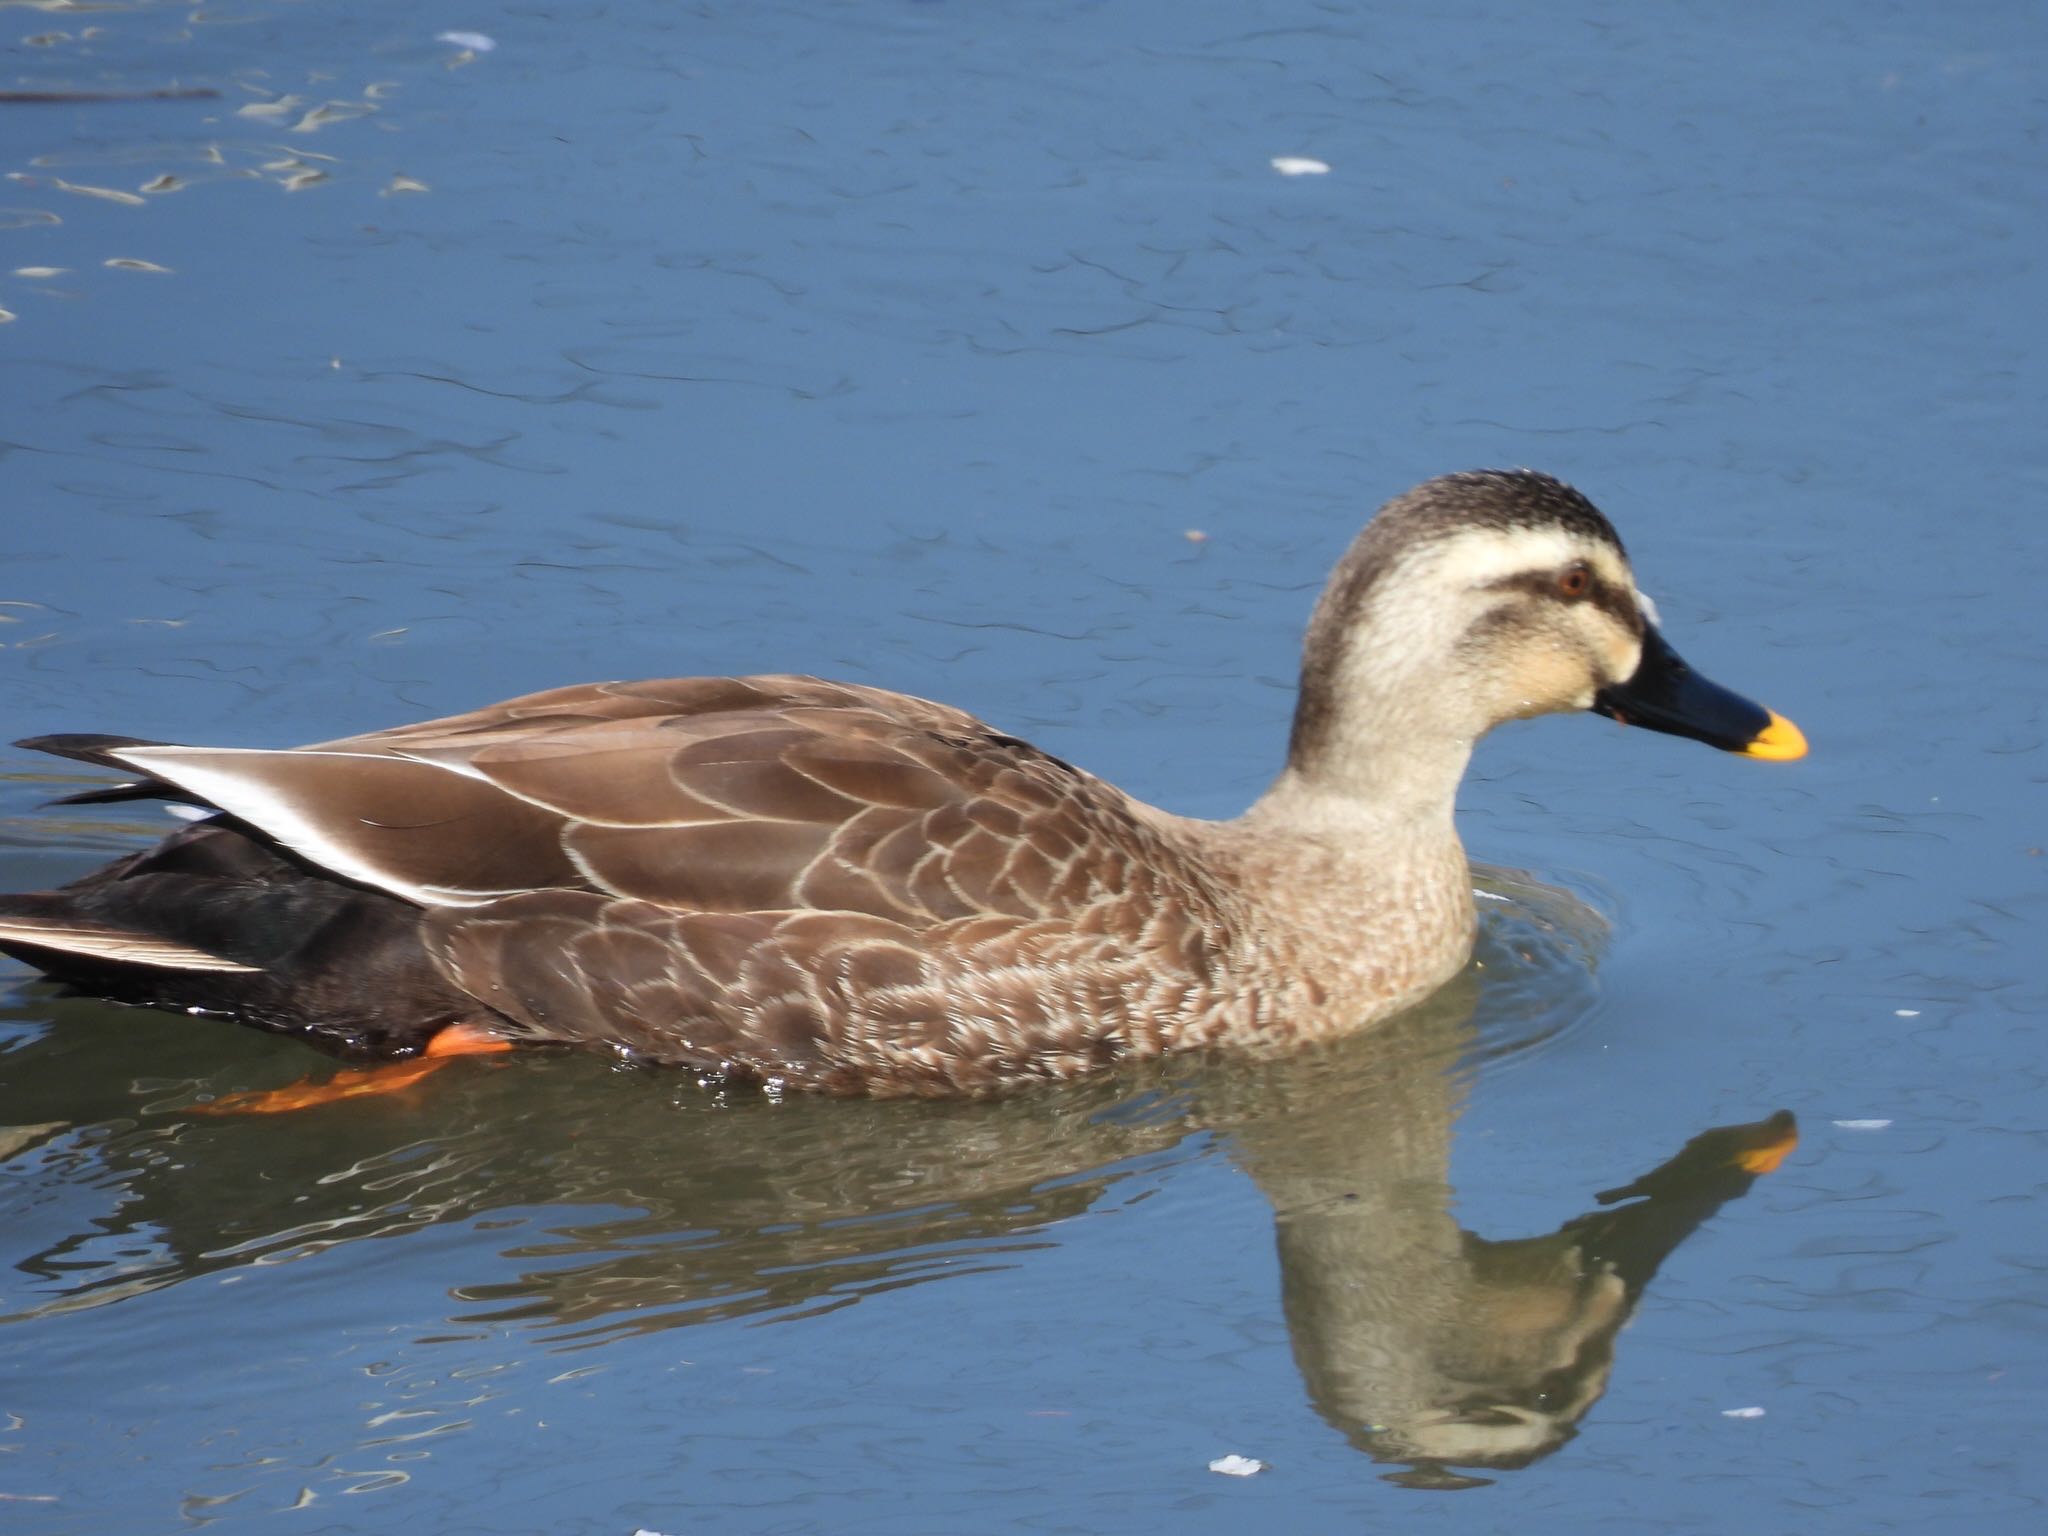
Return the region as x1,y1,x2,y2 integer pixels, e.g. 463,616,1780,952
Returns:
1591,626,1806,761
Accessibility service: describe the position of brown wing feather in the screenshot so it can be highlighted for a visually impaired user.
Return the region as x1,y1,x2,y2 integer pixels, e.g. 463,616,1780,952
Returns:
106,746,587,904
296,675,1196,931
316,675,992,754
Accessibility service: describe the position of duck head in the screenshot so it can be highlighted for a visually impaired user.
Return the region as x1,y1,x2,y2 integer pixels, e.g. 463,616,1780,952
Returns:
1285,470,1805,802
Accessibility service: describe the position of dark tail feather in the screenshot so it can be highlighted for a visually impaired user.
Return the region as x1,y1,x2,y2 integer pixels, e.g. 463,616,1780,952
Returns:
0,901,259,972
15,733,199,807
0,821,479,1058
46,782,204,808
16,733,169,769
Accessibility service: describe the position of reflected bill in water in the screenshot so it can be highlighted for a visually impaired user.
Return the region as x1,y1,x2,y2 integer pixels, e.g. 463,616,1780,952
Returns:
0,877,1789,1487
1250,1091,1793,1489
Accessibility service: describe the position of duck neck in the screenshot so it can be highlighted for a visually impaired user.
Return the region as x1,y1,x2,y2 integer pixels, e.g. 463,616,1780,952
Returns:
1271,576,1485,846
1246,711,1473,852
1224,724,1479,1015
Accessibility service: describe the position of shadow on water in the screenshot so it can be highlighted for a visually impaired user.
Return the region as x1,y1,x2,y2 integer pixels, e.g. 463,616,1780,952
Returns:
0,871,1789,1490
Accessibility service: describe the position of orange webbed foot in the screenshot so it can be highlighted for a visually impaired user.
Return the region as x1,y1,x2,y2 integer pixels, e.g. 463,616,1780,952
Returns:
190,1024,514,1116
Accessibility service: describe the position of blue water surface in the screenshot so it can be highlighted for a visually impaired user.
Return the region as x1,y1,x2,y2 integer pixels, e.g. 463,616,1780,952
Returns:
3,1,2045,1531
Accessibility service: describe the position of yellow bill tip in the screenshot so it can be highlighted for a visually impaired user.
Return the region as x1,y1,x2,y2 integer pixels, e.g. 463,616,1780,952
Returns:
1743,711,1808,762
1736,1124,1800,1175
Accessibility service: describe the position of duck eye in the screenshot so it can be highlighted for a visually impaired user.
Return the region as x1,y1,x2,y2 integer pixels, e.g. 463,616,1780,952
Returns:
1557,563,1591,600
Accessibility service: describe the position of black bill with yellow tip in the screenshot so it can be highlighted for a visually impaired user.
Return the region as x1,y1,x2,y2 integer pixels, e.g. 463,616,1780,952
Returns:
1591,626,1807,761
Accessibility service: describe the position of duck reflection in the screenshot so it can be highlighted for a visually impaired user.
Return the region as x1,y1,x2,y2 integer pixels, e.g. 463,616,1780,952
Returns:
0,878,1788,1487
1224,1049,1791,1487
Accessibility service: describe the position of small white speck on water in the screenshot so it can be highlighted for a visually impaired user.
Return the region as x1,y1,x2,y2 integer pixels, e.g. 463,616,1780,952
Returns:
1832,1119,1892,1131
1269,156,1330,176
1894,1008,1920,1018
1721,1406,1766,1419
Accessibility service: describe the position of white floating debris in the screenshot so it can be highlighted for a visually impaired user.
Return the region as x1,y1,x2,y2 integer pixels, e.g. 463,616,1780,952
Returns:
291,101,374,134
238,94,306,120
1269,156,1330,177
12,266,65,278
1894,1009,1920,1018
0,308,14,325
53,177,145,206
1184,529,1208,543
382,174,430,195
437,30,497,51
1832,1119,1892,1131
1207,1454,1266,1477
1721,1406,1766,1419
260,157,331,192
104,257,173,273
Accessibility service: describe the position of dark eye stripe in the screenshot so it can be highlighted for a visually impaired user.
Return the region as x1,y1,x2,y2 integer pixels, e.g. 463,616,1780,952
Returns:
1479,569,1644,635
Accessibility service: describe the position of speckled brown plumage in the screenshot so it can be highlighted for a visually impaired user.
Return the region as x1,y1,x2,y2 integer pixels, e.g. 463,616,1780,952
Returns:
369,675,1265,1093
0,470,1801,1095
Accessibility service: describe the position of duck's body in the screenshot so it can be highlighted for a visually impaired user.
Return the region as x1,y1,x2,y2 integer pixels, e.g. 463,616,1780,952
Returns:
0,471,1803,1097
2,676,1474,1095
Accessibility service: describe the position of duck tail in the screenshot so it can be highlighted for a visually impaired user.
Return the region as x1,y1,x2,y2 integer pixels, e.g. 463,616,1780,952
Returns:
16,733,204,806
0,899,260,972
0,821,476,1059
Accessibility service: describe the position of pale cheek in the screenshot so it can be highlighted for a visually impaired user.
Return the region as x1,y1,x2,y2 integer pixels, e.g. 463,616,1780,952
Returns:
1606,636,1644,685
1500,652,1588,719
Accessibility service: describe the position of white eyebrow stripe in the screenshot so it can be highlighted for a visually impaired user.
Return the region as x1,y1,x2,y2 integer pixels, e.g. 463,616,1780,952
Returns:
1422,527,1637,600
1427,527,1587,587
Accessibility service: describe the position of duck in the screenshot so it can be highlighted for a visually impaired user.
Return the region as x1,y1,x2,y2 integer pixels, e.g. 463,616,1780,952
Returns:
0,470,1805,1101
